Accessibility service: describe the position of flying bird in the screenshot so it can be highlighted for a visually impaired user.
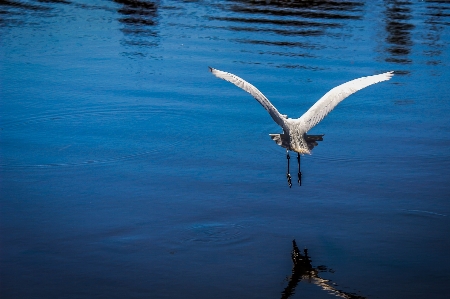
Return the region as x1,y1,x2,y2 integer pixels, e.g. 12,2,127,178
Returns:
209,67,394,187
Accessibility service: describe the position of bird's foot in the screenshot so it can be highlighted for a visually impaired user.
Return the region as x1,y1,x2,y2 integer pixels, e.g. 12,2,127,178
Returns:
297,172,302,186
287,173,292,188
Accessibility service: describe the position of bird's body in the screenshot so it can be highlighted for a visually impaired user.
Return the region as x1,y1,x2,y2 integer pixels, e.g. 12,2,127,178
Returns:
209,67,394,186
268,123,322,155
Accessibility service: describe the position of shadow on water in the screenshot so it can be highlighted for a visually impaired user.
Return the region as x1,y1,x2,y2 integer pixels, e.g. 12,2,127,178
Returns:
0,0,62,26
113,0,160,56
422,1,450,67
207,0,366,69
281,240,366,299
212,0,364,38
383,0,414,66
380,0,450,74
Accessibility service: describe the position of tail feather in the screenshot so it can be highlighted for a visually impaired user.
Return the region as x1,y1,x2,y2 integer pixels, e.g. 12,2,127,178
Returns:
306,134,324,150
306,134,324,142
269,133,289,149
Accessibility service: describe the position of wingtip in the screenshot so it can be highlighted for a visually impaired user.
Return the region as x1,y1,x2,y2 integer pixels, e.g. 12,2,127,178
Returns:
208,66,214,72
380,71,395,81
386,70,395,79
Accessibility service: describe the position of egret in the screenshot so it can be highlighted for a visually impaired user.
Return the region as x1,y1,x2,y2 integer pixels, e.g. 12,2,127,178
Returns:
209,67,394,187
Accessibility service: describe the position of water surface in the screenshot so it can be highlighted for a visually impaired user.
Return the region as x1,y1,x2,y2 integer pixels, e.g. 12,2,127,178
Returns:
1,0,450,298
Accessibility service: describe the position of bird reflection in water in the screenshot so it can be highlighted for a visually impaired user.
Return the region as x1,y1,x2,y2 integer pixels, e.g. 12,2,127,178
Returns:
281,240,366,299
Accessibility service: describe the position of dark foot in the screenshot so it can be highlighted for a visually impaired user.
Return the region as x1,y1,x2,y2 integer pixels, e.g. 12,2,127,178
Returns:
287,173,292,188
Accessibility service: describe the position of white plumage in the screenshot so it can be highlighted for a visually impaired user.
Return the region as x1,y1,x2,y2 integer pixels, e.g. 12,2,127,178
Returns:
209,67,394,155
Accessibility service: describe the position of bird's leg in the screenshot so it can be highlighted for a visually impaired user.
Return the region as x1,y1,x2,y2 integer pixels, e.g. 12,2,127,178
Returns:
297,153,302,186
286,150,292,188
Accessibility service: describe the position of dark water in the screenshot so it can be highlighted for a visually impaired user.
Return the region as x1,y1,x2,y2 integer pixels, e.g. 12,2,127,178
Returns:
1,0,449,298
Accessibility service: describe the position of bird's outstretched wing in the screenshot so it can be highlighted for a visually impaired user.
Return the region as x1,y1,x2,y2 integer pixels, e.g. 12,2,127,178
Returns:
298,71,394,132
209,67,285,127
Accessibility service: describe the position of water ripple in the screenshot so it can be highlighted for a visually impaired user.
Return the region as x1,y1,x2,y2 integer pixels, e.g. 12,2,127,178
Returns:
209,16,341,29
181,222,249,246
1,105,198,169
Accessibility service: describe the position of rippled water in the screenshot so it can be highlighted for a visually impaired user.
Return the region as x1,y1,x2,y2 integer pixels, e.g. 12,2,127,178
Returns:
1,1,449,298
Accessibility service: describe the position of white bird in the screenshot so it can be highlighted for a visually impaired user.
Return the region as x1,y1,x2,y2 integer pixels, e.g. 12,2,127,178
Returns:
209,67,394,187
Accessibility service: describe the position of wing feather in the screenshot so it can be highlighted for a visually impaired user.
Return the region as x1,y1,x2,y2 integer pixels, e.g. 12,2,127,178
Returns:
209,67,285,127
298,71,394,132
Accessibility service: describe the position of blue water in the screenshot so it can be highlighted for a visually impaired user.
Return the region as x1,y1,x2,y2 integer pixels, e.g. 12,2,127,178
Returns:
1,1,449,298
